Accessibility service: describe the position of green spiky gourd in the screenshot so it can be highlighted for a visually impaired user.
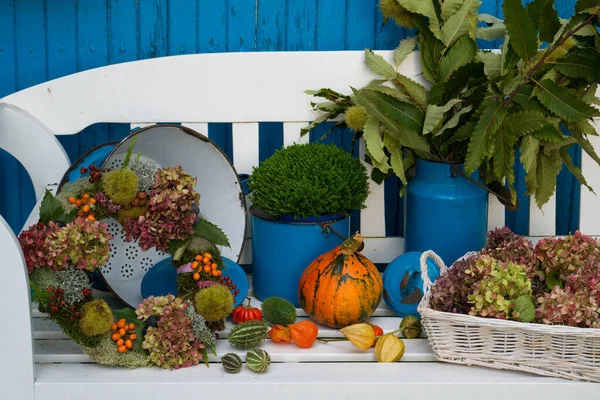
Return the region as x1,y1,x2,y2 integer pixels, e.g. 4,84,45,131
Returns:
227,320,269,350
261,297,297,326
245,348,270,373
221,353,243,373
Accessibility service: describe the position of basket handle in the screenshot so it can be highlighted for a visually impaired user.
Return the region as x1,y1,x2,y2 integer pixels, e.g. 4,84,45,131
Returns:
420,250,448,294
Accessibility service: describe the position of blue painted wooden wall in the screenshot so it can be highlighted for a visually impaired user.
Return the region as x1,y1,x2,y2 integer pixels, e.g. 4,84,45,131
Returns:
0,0,581,236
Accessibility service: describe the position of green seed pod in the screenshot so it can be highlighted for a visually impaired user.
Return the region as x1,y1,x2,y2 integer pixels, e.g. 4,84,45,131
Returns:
245,348,271,373
227,320,270,350
400,315,422,339
221,353,243,373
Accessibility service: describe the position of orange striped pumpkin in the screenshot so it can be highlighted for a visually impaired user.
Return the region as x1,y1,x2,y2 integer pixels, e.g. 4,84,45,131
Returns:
298,233,383,328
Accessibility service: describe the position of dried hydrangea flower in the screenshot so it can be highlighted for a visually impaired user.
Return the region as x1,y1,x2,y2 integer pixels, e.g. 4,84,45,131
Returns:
535,231,600,279
467,257,532,320
429,253,482,314
19,222,62,273
45,217,112,271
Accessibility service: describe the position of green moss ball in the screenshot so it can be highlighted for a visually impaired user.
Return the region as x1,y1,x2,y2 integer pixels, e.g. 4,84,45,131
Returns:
248,143,369,218
194,284,234,322
261,297,297,326
79,299,114,337
102,169,139,206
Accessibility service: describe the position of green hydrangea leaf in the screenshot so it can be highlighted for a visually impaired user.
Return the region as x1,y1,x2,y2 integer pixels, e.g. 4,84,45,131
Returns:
545,267,564,290
465,100,508,174
514,295,535,323
40,189,68,225
193,218,230,248
393,36,418,67
440,36,477,81
502,0,538,62
534,79,596,121
169,236,192,261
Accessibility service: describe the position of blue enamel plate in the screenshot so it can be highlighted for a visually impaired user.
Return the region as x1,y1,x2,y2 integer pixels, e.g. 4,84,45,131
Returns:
141,257,249,308
382,251,440,318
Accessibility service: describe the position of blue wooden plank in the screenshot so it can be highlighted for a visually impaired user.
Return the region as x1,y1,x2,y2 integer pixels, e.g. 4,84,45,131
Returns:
477,0,500,49
107,0,138,64
168,0,198,55
287,0,317,50
199,1,230,160
15,0,47,229
346,0,376,49
47,0,78,163
258,123,283,164
317,0,347,50
556,144,581,235
198,0,228,53
257,0,286,51
228,0,256,52
107,0,137,143
505,147,530,235
139,0,168,59
374,4,404,50
209,123,233,163
77,0,111,158
0,0,19,232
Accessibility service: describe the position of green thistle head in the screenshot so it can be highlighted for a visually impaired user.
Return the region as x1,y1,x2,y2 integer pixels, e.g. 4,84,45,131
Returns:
194,284,234,322
102,169,139,206
345,106,369,131
79,299,114,336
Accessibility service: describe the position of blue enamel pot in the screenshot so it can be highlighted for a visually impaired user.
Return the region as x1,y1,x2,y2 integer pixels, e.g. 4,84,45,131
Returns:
404,159,488,266
250,207,350,307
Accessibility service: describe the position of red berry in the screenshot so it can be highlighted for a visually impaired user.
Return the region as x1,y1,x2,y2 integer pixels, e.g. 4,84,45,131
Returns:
80,167,87,174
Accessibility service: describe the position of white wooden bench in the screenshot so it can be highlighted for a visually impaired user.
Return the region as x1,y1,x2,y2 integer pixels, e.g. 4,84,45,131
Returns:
1,51,600,399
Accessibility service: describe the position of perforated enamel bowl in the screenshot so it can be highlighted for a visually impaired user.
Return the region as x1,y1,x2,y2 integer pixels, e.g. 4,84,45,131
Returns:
96,125,247,307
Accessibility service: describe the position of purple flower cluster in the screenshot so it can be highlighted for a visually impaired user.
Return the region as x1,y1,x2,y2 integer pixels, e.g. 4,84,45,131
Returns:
429,254,482,314
123,166,199,252
19,222,62,273
483,227,536,277
93,192,120,215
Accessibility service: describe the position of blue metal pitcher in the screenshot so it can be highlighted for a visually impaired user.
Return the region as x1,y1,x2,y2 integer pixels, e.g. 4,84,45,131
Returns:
404,159,488,266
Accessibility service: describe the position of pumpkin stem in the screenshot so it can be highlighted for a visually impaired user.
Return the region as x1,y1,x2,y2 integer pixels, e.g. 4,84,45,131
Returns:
245,297,252,307
341,232,364,256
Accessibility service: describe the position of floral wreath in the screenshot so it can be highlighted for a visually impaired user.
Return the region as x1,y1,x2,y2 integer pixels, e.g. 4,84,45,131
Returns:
20,139,237,369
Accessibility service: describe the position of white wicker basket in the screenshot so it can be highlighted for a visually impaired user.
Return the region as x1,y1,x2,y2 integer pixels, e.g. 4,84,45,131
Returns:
417,250,600,382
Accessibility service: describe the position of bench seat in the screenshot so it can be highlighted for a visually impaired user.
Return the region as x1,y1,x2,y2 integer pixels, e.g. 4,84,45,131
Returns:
30,291,599,399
